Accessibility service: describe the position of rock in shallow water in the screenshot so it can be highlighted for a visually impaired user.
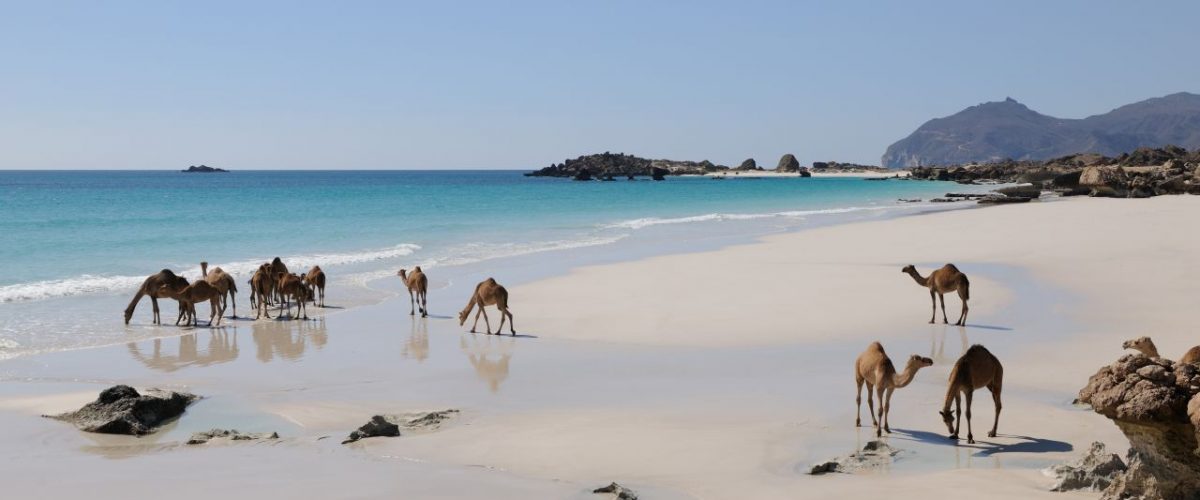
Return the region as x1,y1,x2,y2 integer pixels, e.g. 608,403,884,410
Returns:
46,385,197,436
342,409,460,444
808,440,900,475
186,429,279,445
1045,441,1127,492
592,482,638,499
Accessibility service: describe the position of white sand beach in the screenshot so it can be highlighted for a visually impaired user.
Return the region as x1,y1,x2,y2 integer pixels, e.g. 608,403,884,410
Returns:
1,196,1197,499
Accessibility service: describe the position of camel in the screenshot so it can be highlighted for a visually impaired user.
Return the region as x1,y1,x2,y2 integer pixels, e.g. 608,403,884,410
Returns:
172,280,226,327
303,266,326,307
249,263,275,319
397,267,428,317
939,344,1003,444
903,264,971,326
458,278,515,335
276,273,309,320
1123,336,1200,365
854,342,934,436
200,262,238,319
124,269,190,325
270,257,289,303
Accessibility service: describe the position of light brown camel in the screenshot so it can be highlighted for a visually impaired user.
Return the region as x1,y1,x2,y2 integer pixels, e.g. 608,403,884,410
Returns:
1123,336,1200,365
276,273,309,320
458,278,515,335
303,265,326,307
855,342,934,436
249,263,275,319
200,262,238,319
939,344,1002,444
171,280,226,327
124,269,190,325
903,264,971,326
397,267,428,317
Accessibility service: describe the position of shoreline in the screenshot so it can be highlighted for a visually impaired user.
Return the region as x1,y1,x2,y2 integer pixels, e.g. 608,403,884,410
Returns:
2,196,1196,498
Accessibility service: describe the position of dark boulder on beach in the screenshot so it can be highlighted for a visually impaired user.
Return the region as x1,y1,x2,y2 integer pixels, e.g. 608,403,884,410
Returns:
737,158,758,171
343,415,401,444
593,482,639,499
342,409,459,444
187,429,279,445
651,167,668,181
47,385,197,435
775,154,801,172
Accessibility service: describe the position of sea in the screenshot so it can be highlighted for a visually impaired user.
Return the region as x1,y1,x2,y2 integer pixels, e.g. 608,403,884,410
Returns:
0,170,995,359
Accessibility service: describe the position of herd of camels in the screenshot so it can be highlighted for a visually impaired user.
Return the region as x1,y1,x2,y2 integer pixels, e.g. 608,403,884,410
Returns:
124,259,1195,445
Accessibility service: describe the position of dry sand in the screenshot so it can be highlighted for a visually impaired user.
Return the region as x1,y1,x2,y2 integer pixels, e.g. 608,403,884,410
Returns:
2,196,1196,499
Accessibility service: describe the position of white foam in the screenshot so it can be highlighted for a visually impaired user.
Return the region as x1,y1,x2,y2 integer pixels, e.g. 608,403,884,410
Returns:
0,243,421,304
603,206,894,230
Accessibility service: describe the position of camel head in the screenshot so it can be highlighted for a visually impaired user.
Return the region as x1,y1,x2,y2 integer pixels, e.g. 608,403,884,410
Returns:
901,264,916,274
938,409,955,434
906,354,934,370
458,309,468,326
397,269,408,280
1122,336,1158,357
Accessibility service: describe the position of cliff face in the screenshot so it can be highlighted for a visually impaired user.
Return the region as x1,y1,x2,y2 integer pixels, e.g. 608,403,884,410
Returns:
1077,354,1200,499
883,92,1200,168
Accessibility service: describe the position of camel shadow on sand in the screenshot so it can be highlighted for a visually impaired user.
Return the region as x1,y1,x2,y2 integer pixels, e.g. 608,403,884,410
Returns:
963,324,1013,332
889,428,1072,456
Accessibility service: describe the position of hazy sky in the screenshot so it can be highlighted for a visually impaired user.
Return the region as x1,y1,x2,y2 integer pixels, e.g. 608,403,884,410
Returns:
2,0,1197,170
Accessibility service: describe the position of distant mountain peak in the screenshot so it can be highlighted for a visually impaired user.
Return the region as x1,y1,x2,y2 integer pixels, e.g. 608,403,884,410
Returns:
882,92,1200,168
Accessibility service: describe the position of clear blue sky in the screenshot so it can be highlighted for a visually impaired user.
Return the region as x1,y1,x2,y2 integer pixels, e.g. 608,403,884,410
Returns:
2,0,1197,169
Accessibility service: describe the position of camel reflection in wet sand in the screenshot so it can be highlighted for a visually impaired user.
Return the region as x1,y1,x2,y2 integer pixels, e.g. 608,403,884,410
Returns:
402,317,429,362
931,325,969,365
126,331,239,372
461,334,514,393
252,317,328,363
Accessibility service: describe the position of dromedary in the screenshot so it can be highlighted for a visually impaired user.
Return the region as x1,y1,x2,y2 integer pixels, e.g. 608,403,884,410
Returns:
200,262,238,319
939,344,1003,444
854,342,934,436
276,273,309,320
303,266,326,307
458,278,515,335
397,267,428,317
902,264,971,326
1123,336,1200,365
269,257,289,303
124,269,190,325
172,280,226,327
248,263,275,313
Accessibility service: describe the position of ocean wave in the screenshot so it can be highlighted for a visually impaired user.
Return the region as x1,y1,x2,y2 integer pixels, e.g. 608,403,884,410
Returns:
603,206,894,230
0,243,421,304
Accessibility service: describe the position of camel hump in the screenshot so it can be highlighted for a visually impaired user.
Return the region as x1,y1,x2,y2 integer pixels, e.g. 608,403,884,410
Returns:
867,341,885,353
484,277,496,284
413,266,422,272
942,263,960,273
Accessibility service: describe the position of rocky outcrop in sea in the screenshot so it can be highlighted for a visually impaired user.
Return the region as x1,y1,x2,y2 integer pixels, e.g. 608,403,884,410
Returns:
526,152,730,179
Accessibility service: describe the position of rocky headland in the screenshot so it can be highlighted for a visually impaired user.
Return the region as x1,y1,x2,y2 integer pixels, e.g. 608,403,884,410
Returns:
527,152,821,179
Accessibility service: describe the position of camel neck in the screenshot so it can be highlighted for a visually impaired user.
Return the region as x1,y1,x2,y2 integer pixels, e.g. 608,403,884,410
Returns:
905,270,929,287
893,365,921,388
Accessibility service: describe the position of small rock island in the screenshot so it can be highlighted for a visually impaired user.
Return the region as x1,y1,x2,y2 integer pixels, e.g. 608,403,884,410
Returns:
182,165,228,173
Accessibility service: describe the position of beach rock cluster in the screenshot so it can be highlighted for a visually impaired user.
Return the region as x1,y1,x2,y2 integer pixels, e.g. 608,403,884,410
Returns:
907,146,1200,199
775,154,800,172
187,429,279,445
342,409,460,444
1077,354,1200,499
1045,441,1128,492
592,482,639,499
808,440,900,475
737,158,760,171
47,385,198,435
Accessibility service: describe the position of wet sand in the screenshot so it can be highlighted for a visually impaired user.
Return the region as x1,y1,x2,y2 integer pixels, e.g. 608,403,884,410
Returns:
2,196,1197,498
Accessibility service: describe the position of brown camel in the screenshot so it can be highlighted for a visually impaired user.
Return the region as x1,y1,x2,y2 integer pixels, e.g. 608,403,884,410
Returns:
124,269,190,325
397,267,428,317
1123,336,1200,365
939,344,1003,444
903,264,971,326
171,280,226,327
249,263,275,319
270,257,289,303
458,278,515,335
303,266,326,307
200,262,238,319
855,342,934,436
276,273,309,320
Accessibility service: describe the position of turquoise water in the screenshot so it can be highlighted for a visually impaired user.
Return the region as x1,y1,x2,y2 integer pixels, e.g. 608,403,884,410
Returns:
0,170,988,357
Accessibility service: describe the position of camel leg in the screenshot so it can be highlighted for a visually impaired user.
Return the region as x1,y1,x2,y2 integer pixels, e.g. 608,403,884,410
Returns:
506,309,515,335
874,385,886,437
300,296,308,320
319,286,325,308
957,295,969,327
988,384,1001,438
420,291,427,317
229,291,236,319
481,307,493,335
928,290,936,323
883,388,895,434
951,394,961,440
408,290,415,316
150,297,160,325
865,382,877,428
855,376,864,427
964,390,975,444
939,293,948,324
470,307,483,333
